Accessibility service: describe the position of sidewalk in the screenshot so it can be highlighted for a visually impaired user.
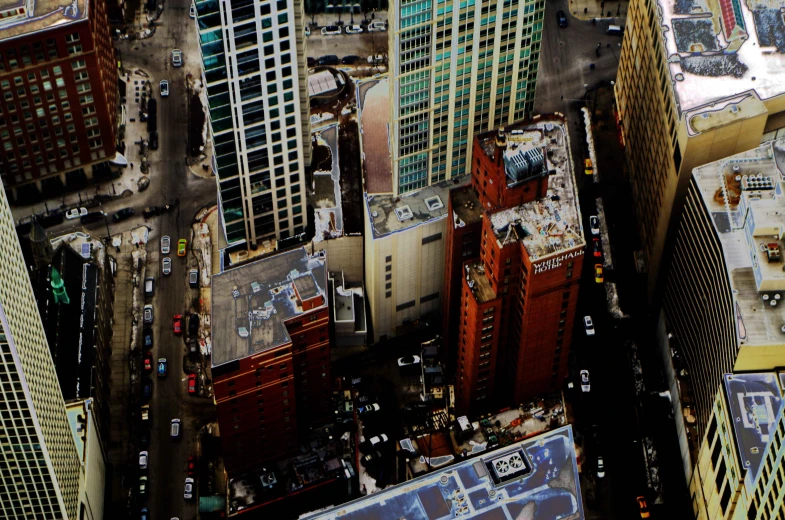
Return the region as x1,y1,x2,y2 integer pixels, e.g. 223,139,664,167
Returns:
568,0,628,20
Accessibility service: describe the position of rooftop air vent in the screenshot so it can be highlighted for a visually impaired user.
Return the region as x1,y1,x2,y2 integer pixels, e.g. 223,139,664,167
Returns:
394,205,414,221
484,449,531,485
742,175,774,191
766,243,781,262
424,196,444,212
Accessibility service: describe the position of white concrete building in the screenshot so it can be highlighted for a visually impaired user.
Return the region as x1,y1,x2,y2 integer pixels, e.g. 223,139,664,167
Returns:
195,0,311,246
66,399,105,520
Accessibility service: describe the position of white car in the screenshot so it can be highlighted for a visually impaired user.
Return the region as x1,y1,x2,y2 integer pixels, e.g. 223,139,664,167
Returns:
589,215,600,235
345,24,363,34
162,257,172,276
321,26,341,36
184,477,194,499
171,418,181,438
160,80,169,97
368,54,385,64
189,2,196,17
597,456,605,478
397,355,421,367
368,433,388,447
139,451,148,469
580,370,591,392
583,316,595,336
171,49,183,67
65,207,88,220
143,304,154,324
368,21,386,32
161,235,171,254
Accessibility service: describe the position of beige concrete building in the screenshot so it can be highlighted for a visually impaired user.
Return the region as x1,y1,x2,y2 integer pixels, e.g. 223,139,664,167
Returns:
614,0,785,300
66,399,105,520
389,0,545,195
0,181,81,518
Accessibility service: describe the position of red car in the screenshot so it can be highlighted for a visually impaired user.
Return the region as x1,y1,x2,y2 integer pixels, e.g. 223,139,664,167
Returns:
187,455,196,476
188,373,197,394
143,351,153,372
592,238,602,257
173,314,183,335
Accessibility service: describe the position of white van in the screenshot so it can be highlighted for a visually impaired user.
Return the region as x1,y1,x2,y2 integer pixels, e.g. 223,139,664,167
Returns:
606,24,623,36
144,277,155,296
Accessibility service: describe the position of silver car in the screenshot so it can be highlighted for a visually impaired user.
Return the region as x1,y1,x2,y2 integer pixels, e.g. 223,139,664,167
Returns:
143,304,154,324
161,235,171,254
184,477,194,499
171,418,181,438
162,257,172,276
171,49,183,67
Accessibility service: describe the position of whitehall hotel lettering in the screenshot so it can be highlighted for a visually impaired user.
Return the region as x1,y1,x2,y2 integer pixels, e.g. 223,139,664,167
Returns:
533,249,584,274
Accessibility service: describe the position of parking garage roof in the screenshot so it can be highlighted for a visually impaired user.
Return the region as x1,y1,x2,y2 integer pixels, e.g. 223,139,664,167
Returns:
0,0,89,41
211,247,328,366
302,425,584,520
658,0,785,116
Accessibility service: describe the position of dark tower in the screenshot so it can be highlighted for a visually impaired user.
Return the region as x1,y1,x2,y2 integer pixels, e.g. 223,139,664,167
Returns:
29,218,53,270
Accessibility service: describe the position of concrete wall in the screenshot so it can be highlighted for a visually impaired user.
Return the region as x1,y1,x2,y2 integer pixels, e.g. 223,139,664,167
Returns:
81,403,106,520
314,236,364,283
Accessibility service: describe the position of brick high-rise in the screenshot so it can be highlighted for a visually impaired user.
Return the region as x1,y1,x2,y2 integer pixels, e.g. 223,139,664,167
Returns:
0,0,118,203
446,119,584,414
210,247,332,476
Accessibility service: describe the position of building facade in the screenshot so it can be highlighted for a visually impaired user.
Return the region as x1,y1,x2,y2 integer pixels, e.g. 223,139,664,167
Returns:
0,182,81,518
389,0,544,195
66,398,106,520
195,0,311,246
0,0,118,203
211,247,331,475
614,0,785,302
449,120,584,413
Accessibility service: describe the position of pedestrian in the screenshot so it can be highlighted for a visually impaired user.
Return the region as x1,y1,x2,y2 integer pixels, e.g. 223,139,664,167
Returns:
131,162,134,170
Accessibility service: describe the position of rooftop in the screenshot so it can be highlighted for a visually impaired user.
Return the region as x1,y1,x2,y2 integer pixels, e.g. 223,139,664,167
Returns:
329,271,367,334
692,137,785,346
659,0,785,115
466,262,496,304
0,0,89,42
366,177,470,239
211,247,328,367
303,425,583,520
723,373,783,486
358,77,392,194
450,186,483,229
309,70,340,97
481,121,584,260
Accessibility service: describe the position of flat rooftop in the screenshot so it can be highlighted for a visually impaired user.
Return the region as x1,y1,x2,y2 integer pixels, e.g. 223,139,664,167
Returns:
466,262,496,304
450,186,482,229
659,0,785,115
692,137,785,346
482,121,584,261
303,425,583,520
723,373,783,486
0,0,89,42
366,176,470,239
211,247,328,367
358,77,392,194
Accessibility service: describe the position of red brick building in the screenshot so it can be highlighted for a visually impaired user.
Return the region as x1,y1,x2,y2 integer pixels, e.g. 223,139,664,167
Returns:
447,120,585,414
0,0,118,203
211,248,333,476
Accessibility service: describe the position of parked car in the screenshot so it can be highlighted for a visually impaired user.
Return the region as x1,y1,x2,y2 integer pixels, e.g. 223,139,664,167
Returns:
398,355,421,367
189,2,196,18
583,316,595,336
177,238,187,257
606,24,624,36
345,24,363,34
143,351,153,372
144,277,155,296
360,433,389,454
317,55,339,66
161,236,171,254
361,450,383,468
368,54,385,65
160,80,169,97
341,55,361,65
143,327,153,349
157,358,167,377
321,25,341,36
636,496,651,518
307,57,316,67
141,404,150,424
171,418,181,438
142,378,153,400
358,403,380,416
171,49,183,67
184,477,194,500
592,238,602,257
143,206,161,218
80,211,104,224
149,132,159,151
589,215,600,235
162,257,172,275
140,507,149,520
187,455,196,477
139,451,149,469
188,374,197,394
597,456,605,478
189,269,199,288
189,314,199,337
113,207,135,222
65,207,88,220
584,158,593,175
173,314,183,335
594,264,604,283
368,21,386,31
139,475,148,497
580,370,590,392
557,9,568,27
143,304,154,324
